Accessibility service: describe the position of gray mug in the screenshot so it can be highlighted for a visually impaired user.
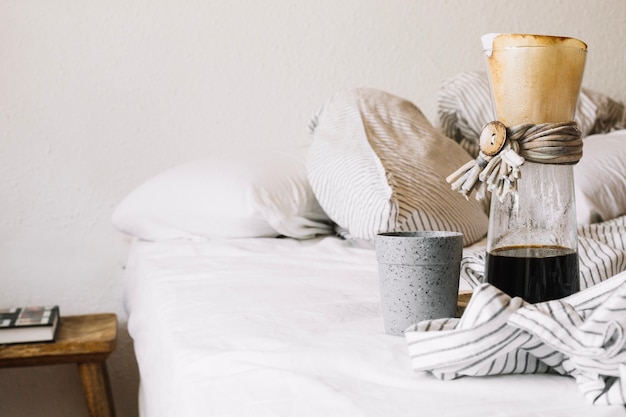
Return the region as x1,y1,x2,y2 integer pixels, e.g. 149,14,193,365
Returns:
375,231,463,336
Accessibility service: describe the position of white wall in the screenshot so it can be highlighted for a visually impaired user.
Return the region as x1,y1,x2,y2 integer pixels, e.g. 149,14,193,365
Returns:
1,1,625,415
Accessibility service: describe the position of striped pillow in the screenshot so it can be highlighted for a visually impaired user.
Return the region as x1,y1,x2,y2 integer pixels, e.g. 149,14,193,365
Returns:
437,71,626,157
307,88,488,246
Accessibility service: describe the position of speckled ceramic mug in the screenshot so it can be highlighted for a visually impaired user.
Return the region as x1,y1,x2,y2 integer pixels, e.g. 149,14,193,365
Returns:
375,231,463,336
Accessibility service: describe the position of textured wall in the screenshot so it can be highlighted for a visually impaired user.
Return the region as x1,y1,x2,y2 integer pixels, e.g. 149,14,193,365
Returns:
1,1,625,415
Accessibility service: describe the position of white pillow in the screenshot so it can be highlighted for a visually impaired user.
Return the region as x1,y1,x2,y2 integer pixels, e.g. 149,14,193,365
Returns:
575,130,626,224
307,88,489,246
112,149,334,240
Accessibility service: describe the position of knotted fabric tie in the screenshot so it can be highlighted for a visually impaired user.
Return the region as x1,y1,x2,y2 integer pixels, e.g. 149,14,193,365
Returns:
446,121,583,202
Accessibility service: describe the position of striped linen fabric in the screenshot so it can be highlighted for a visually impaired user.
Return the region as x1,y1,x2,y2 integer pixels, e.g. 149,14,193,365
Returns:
436,71,491,157
437,71,626,158
307,88,488,246
459,245,486,289
409,214,626,406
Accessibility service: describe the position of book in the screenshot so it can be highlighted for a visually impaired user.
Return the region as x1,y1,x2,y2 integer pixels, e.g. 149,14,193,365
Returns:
0,306,60,344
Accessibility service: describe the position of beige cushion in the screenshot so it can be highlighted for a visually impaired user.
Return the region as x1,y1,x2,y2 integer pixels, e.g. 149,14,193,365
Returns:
307,88,488,246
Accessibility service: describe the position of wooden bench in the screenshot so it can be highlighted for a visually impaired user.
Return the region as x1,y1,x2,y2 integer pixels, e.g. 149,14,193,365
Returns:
0,313,118,417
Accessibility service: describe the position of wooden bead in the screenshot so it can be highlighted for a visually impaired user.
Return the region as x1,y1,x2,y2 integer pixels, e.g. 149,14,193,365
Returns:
480,121,507,156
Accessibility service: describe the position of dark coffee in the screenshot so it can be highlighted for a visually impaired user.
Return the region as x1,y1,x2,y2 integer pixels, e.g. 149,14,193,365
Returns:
485,245,579,303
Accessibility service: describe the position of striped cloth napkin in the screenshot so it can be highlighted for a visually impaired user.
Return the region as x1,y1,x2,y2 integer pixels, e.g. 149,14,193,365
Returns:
407,214,626,406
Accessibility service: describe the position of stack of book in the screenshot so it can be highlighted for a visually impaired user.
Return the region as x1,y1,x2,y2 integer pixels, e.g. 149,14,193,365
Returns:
0,306,60,345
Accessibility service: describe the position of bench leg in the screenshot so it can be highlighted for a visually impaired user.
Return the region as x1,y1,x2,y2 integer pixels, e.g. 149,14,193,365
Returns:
77,361,116,417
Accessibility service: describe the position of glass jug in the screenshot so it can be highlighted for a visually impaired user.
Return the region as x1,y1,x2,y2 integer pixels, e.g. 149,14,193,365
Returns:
482,33,587,303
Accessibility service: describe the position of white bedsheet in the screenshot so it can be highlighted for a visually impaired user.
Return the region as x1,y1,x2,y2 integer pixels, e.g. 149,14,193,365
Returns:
124,236,626,417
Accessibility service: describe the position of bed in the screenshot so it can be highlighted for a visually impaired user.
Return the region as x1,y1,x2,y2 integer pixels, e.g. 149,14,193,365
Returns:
114,73,626,416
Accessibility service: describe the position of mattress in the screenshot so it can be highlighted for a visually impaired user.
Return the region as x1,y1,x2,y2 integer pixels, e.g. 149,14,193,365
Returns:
124,236,626,417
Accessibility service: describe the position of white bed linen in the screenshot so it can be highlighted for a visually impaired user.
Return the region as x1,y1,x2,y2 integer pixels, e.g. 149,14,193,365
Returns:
124,236,626,417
